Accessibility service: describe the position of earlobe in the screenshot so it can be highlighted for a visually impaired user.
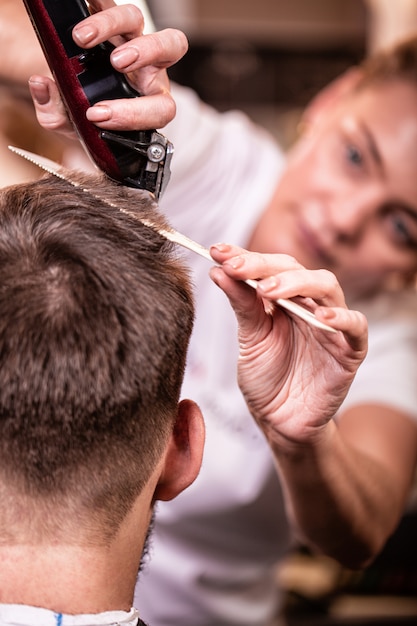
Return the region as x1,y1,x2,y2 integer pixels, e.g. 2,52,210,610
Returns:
153,399,205,502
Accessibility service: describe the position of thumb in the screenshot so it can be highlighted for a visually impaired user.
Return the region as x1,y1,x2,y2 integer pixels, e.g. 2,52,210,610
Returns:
209,265,273,341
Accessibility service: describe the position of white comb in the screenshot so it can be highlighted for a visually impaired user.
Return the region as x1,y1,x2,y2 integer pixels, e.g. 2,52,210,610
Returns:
8,145,337,333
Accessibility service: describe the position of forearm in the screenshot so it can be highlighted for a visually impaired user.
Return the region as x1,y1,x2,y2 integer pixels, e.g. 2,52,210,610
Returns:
272,414,414,568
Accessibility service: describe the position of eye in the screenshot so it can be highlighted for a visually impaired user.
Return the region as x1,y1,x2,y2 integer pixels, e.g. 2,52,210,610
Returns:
346,144,363,166
383,207,417,250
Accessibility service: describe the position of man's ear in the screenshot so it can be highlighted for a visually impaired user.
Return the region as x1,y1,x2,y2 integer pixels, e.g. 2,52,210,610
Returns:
299,67,364,132
153,399,205,502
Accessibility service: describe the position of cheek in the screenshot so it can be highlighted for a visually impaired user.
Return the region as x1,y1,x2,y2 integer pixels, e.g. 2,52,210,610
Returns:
285,145,316,185
343,239,388,270
334,253,389,295
360,232,417,274
290,131,337,172
338,242,414,287
254,209,294,254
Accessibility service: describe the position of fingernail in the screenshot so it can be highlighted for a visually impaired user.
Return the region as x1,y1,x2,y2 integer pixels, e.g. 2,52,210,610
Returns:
86,105,112,122
28,79,49,105
211,243,230,253
73,24,97,45
224,256,244,269
257,276,278,292
112,46,139,69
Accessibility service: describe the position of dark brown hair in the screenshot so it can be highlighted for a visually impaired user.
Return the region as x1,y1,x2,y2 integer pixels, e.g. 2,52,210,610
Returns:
0,172,194,540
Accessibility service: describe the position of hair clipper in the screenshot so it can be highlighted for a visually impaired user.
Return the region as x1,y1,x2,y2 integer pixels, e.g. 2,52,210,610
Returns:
22,0,173,199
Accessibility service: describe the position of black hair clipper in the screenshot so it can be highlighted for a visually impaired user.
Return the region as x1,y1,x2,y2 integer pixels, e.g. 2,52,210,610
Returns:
22,0,173,199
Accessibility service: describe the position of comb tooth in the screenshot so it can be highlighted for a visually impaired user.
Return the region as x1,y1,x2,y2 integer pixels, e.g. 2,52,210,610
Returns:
8,145,77,184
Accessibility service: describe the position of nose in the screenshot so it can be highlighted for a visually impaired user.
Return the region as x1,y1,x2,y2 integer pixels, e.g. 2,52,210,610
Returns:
327,186,383,243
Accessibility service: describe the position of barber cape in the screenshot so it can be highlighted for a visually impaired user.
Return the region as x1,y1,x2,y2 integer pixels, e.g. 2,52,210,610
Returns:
0,605,148,626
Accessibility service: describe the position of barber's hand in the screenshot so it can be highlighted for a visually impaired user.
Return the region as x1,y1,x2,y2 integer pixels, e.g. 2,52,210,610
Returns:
209,244,368,451
28,0,188,136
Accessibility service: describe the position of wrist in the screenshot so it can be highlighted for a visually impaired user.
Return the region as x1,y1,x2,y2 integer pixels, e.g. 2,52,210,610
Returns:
267,417,339,463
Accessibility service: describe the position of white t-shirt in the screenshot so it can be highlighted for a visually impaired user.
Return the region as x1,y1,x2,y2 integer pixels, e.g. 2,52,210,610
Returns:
343,289,417,418
135,83,417,626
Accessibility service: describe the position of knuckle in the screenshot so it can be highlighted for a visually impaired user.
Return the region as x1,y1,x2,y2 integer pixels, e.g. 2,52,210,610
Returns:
319,268,338,287
281,254,300,268
155,29,189,63
147,32,166,57
169,28,189,57
123,4,145,29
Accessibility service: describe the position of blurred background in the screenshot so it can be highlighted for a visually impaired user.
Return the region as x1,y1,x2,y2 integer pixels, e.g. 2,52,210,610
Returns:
149,0,367,147
146,0,417,148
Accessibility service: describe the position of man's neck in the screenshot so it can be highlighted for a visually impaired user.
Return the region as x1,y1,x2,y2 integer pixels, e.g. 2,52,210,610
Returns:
0,481,155,614
0,542,142,614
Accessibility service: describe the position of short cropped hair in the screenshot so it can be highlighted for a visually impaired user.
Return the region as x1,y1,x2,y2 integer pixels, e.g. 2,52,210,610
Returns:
0,173,194,542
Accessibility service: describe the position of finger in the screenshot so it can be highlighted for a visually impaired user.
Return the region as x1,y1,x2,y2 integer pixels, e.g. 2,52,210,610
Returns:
209,266,275,341
210,244,302,277
72,4,144,48
28,76,76,137
88,0,117,12
316,307,368,355
210,245,346,308
110,30,189,74
210,265,260,316
210,243,246,261
256,268,346,308
86,92,176,130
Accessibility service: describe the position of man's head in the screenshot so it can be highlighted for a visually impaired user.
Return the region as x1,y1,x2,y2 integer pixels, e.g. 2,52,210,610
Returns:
249,35,417,298
0,172,203,548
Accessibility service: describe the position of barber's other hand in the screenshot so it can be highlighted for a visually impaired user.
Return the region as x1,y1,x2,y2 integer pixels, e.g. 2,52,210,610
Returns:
28,0,188,136
209,244,368,451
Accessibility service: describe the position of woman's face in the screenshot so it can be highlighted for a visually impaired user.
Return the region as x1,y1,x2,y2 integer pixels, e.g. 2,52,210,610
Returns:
249,79,417,297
